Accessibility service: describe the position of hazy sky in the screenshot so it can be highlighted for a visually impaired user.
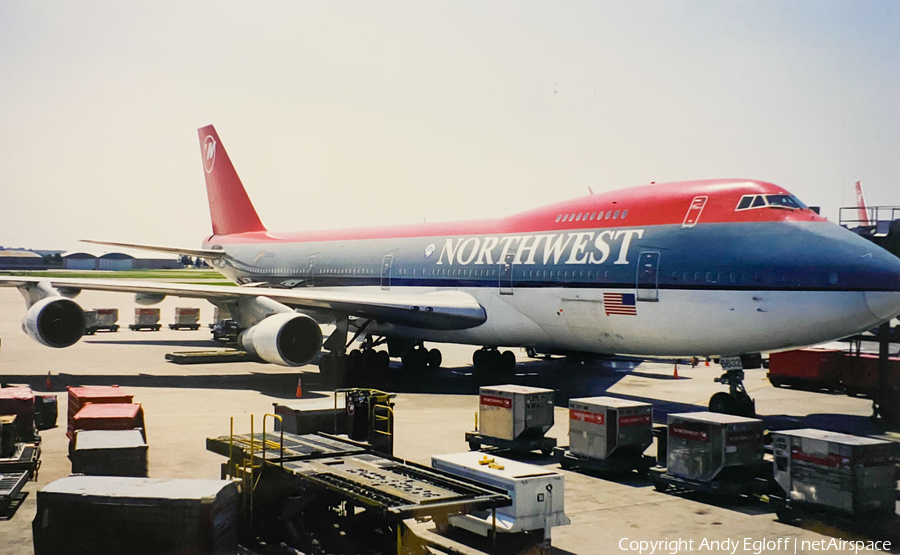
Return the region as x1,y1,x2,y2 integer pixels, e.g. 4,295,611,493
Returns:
1,2,898,253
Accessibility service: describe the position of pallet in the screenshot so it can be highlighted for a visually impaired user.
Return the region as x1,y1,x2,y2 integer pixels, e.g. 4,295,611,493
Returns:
129,324,161,331
165,350,256,364
649,467,771,497
168,324,201,331
465,432,556,456
553,447,654,475
0,443,41,480
0,471,28,516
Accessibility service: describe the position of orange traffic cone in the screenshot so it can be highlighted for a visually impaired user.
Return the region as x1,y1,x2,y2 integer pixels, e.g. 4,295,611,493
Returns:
45,371,52,391
673,364,679,379
705,358,710,367
295,377,303,398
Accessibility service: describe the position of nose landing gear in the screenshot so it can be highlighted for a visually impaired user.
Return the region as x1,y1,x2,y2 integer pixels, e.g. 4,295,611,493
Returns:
710,366,756,417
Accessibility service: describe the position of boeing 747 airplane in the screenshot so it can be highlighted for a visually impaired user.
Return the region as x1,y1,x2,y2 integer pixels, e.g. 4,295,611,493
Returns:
4,125,900,414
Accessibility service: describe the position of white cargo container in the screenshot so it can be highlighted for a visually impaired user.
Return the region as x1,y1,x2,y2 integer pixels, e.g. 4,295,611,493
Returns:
667,412,764,482
568,396,652,460
134,308,159,325
478,385,554,442
432,451,570,537
772,429,895,515
174,307,200,324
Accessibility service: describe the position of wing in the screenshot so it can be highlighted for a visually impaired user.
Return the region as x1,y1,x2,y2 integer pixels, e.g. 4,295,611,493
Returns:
0,276,486,331
80,240,226,260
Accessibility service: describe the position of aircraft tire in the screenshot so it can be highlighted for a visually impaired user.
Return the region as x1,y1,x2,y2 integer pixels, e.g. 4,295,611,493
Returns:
427,348,442,369
376,350,390,371
500,350,516,373
473,349,486,370
708,392,731,414
488,349,502,369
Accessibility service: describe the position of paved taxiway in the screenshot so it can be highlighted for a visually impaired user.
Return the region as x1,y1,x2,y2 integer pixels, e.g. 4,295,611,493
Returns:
0,288,893,554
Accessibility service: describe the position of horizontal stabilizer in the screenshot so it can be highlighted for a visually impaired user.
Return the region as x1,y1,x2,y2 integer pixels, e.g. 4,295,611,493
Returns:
81,240,226,260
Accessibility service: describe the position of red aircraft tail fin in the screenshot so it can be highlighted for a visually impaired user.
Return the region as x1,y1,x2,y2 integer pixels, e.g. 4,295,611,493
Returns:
198,125,267,236
855,180,870,226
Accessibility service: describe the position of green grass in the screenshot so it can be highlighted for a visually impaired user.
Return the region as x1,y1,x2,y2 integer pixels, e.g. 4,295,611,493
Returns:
0,269,229,281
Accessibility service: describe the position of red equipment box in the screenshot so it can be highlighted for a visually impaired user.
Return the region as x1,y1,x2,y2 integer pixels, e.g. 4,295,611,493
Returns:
839,353,900,397
0,385,36,441
767,348,844,391
70,403,146,449
67,386,134,442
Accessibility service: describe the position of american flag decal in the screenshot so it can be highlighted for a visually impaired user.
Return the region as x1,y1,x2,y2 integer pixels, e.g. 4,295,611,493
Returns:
603,293,637,316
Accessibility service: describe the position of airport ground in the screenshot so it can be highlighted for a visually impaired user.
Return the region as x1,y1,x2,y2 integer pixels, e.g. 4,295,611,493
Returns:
0,288,894,554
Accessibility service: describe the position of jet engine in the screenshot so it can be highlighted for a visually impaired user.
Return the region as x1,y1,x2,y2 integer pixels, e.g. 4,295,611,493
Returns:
238,312,323,367
22,297,86,348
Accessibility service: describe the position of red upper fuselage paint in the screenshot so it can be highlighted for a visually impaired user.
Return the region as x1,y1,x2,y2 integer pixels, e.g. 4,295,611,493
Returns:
206,179,826,245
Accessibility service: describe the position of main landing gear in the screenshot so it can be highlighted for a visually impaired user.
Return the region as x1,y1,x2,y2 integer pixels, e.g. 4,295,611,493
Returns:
472,347,516,375
401,343,442,371
709,366,755,417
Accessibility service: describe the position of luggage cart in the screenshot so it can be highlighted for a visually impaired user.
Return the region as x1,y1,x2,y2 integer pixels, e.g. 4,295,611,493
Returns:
553,446,654,475
465,431,557,456
648,465,772,496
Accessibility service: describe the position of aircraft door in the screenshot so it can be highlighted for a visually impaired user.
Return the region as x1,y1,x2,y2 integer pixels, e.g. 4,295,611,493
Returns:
305,256,315,287
636,251,660,302
498,252,514,295
381,255,393,290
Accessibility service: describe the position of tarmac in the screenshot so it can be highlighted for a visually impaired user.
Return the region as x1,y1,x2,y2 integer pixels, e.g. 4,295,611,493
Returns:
0,288,894,555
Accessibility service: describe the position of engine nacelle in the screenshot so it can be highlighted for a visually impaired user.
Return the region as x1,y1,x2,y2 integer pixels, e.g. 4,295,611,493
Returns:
135,293,166,305
22,297,85,348
238,312,323,367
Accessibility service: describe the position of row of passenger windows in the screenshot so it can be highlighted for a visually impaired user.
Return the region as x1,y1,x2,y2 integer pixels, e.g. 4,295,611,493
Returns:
555,209,628,223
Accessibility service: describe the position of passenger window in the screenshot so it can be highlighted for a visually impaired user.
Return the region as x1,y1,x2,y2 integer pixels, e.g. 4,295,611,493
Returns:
751,196,766,208
606,211,612,219
729,272,736,283
576,213,582,222
555,214,562,222
621,210,628,219
613,210,619,219
590,213,596,220
683,272,689,281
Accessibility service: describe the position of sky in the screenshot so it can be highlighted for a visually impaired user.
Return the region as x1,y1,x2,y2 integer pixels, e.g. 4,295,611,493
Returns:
1,1,898,253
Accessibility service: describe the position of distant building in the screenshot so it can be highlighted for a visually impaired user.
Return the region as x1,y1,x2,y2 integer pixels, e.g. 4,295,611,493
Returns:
0,249,44,269
62,252,99,270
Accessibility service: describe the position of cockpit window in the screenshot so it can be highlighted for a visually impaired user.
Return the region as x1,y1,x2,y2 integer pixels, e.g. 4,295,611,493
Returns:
766,194,806,209
751,195,767,208
736,196,753,210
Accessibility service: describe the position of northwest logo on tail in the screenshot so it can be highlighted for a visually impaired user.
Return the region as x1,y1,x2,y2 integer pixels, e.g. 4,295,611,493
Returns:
203,136,217,173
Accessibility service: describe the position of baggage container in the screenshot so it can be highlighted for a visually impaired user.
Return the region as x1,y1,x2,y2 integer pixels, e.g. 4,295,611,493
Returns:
767,348,844,390
71,403,146,451
33,476,238,555
666,412,764,483
82,310,98,334
568,396,652,460
174,307,200,324
67,386,134,442
0,385,36,442
130,308,161,330
0,415,16,458
432,451,570,535
772,429,895,515
478,385,554,442
134,308,160,325
95,308,119,327
273,397,347,436
170,307,201,330
72,429,149,477
840,353,900,396
34,394,58,431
